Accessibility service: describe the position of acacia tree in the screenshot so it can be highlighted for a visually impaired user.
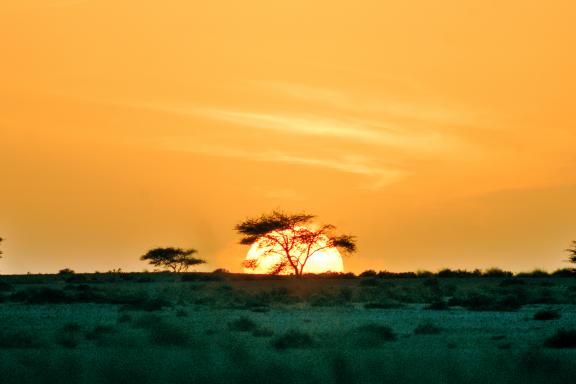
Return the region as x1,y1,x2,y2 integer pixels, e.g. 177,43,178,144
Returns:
567,240,576,268
141,247,205,272
236,211,356,276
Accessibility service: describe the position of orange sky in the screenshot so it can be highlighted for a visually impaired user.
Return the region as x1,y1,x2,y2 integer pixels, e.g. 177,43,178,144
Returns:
1,0,575,274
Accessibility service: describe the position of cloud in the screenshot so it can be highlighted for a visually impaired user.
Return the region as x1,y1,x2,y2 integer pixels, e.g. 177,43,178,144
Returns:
155,105,455,152
262,82,479,127
161,143,406,189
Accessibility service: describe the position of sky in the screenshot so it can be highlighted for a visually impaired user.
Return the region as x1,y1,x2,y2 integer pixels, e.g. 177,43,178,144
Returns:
1,0,575,274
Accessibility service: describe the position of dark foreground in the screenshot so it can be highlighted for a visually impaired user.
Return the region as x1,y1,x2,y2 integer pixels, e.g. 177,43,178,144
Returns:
1,272,575,384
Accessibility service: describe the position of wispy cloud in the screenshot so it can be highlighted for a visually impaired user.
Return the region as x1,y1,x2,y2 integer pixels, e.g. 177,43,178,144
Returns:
262,82,478,127
155,105,455,152
161,142,406,190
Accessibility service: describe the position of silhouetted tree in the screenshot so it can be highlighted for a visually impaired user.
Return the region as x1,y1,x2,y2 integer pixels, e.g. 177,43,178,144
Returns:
567,241,576,268
0,237,3,258
235,211,356,276
141,247,204,272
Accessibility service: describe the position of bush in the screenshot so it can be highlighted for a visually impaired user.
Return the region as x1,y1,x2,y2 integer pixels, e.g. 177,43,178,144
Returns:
358,278,379,287
425,299,449,310
85,325,116,343
499,278,526,287
551,268,575,277
131,314,189,346
544,329,576,348
0,282,14,292
364,299,403,309
252,327,274,337
449,292,523,311
516,269,550,278
228,317,257,332
272,330,314,350
11,287,70,304
0,330,40,348
359,270,377,277
181,273,222,282
414,322,442,335
482,268,513,278
533,309,561,321
351,324,396,348
120,297,171,312
308,289,351,307
147,322,190,347
55,323,82,348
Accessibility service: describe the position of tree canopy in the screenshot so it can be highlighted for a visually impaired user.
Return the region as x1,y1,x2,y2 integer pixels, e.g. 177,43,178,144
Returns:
141,247,205,272
0,237,3,258
235,211,356,276
567,240,576,267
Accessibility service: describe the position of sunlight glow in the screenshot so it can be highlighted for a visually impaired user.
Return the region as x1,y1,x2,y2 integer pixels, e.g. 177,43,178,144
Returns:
244,228,344,275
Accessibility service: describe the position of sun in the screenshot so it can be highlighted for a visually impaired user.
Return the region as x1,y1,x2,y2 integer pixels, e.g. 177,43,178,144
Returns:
243,227,344,275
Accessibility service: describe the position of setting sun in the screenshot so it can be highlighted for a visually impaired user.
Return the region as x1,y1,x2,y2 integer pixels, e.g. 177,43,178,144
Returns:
244,228,344,275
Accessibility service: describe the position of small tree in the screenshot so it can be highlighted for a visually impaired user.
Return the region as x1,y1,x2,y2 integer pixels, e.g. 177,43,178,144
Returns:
0,237,3,258
141,247,205,272
235,211,356,276
567,240,576,268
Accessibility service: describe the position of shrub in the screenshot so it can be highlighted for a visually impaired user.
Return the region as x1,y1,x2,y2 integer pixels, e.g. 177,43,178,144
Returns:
449,292,523,311
414,322,442,335
516,269,550,278
0,281,14,292
252,327,274,337
55,323,82,348
544,329,576,348
482,268,513,278
117,313,132,323
359,270,377,277
0,330,40,348
146,321,190,347
534,309,561,321
131,314,189,346
11,287,70,304
228,317,257,332
358,278,379,287
181,273,222,282
551,268,575,277
131,314,163,329
308,290,349,307
499,278,526,287
425,300,449,310
85,325,116,343
351,324,396,348
120,297,171,311
272,330,314,350
364,299,403,309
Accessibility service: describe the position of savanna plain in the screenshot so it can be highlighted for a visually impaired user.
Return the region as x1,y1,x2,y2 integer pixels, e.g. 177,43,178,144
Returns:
1,271,576,384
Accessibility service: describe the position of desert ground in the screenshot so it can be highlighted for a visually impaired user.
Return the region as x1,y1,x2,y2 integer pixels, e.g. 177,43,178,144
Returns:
1,272,575,384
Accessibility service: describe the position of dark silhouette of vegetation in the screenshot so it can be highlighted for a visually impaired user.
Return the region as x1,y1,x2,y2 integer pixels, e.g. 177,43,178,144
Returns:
236,210,356,276
534,309,561,321
567,241,576,268
0,237,3,259
228,317,258,332
272,330,314,350
141,247,205,272
58,268,75,275
544,329,576,348
351,324,396,348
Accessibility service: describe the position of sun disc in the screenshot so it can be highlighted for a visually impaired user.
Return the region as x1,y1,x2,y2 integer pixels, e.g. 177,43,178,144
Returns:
243,227,344,274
